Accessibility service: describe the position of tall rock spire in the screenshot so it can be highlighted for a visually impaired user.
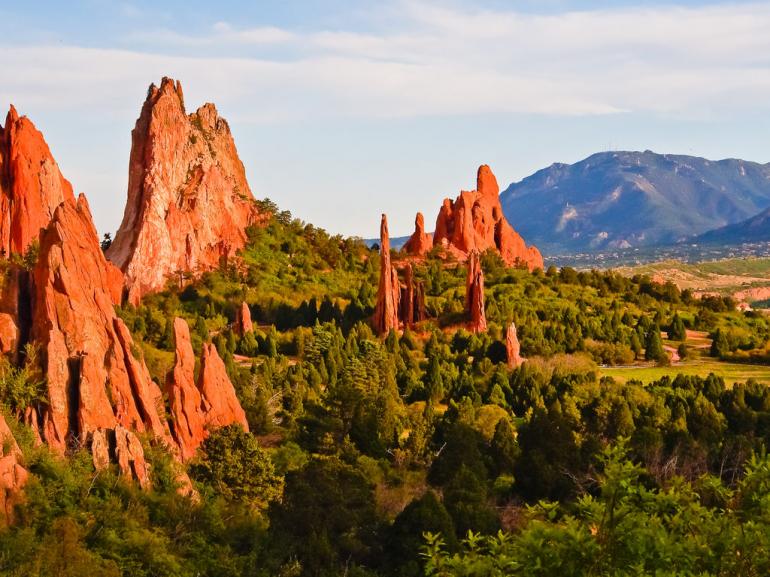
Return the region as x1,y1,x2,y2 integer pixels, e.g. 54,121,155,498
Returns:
466,250,487,333
106,77,263,304
373,214,400,335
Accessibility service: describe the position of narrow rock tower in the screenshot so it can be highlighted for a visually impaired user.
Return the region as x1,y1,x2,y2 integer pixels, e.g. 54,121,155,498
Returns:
373,214,400,335
466,250,487,333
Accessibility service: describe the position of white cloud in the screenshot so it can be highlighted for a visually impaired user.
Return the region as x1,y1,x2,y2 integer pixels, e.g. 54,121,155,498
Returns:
3,1,770,122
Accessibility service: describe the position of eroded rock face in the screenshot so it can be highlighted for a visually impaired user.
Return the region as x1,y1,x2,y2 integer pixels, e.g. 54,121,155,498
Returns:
165,318,206,461
0,412,28,524
0,265,27,360
0,106,75,257
31,196,173,455
466,251,487,333
235,302,253,335
506,322,523,368
399,262,427,327
432,165,543,271
199,343,249,432
0,107,75,360
114,425,151,489
90,426,152,488
373,214,400,335
403,212,433,257
106,77,263,304
166,318,249,460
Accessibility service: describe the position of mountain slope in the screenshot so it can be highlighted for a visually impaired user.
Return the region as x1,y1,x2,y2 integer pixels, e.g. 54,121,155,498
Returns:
500,150,770,253
696,206,770,244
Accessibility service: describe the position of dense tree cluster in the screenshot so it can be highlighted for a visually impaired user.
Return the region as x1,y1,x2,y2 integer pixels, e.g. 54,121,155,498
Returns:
2,208,770,576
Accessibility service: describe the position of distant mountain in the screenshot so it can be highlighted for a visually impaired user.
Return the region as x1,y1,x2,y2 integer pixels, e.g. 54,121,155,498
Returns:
696,205,770,245
500,151,770,253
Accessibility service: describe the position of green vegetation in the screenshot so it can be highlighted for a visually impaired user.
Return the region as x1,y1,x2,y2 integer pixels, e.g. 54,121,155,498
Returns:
2,202,770,575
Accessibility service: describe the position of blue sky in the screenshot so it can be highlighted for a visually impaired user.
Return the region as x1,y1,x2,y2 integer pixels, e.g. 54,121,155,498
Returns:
2,0,770,238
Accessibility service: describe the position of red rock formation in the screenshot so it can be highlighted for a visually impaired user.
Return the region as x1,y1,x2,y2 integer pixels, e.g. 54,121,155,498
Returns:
0,107,77,360
0,106,75,257
373,214,400,335
400,263,415,327
431,165,543,271
399,262,427,327
106,77,264,305
199,343,249,432
466,251,487,333
413,281,427,323
31,195,173,455
506,322,523,368
0,412,28,524
165,318,206,461
90,426,152,488
114,425,151,489
0,265,27,359
403,212,432,257
166,318,249,460
235,302,253,335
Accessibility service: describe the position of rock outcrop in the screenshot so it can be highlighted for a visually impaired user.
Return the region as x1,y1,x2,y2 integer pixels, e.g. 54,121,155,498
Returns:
0,107,76,361
106,77,263,304
505,322,523,368
402,212,432,257
30,196,173,463
399,262,427,327
373,214,400,335
199,343,249,431
407,165,543,271
165,318,206,461
235,302,253,335
0,412,28,524
166,318,249,460
0,106,75,257
466,251,487,333
90,426,151,488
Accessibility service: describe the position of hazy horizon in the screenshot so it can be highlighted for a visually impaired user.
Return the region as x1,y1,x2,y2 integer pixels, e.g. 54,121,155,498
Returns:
2,0,770,239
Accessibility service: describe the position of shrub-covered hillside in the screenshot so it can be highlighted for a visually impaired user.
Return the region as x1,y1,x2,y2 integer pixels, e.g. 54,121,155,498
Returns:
2,201,770,576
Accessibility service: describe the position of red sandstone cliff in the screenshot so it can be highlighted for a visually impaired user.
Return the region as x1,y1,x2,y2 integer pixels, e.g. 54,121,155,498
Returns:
0,107,78,360
0,106,74,257
30,196,173,471
106,78,263,304
404,165,543,271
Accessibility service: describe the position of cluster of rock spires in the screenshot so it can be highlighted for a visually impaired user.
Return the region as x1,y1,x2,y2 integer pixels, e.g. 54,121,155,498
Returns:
0,78,256,510
403,165,544,271
373,215,427,335
106,77,264,305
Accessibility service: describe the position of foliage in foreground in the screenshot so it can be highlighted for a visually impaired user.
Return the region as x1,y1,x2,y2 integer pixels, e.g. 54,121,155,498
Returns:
424,444,770,576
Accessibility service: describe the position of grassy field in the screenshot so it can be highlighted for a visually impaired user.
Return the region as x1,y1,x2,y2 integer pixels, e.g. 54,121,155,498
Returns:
601,359,770,386
615,257,770,297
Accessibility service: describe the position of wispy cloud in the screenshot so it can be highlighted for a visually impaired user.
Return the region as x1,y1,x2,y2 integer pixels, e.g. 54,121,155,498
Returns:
3,1,770,123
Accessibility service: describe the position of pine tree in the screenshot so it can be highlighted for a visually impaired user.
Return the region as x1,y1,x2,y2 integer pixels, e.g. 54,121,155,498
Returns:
645,325,666,363
668,313,687,341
